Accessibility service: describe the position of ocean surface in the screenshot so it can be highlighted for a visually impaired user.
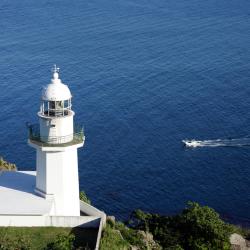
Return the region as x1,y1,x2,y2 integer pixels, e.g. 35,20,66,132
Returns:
0,0,250,226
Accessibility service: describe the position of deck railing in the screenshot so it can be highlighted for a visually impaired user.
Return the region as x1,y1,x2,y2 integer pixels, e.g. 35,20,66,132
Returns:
28,124,84,147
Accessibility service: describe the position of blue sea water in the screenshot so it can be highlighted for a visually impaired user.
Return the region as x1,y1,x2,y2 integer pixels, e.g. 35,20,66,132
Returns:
0,0,250,225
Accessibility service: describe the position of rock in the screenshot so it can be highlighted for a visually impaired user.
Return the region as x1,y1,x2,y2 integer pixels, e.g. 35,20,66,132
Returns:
230,233,250,250
129,245,139,250
107,215,116,223
137,230,162,250
106,215,116,228
246,240,250,248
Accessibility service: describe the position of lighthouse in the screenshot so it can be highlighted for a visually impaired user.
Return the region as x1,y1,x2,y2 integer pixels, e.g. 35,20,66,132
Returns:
28,66,84,216
0,65,105,233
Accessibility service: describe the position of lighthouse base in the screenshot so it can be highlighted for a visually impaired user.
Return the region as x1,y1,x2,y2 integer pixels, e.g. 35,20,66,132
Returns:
0,171,105,219
0,170,106,250
29,141,83,216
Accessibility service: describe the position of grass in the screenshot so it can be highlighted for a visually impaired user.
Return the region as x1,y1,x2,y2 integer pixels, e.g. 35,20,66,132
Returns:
100,224,130,250
99,219,149,250
0,227,98,250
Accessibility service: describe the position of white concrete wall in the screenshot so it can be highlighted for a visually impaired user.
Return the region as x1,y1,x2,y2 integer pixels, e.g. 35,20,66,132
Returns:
36,147,80,216
36,149,47,195
0,215,100,228
0,202,107,249
80,201,106,226
39,113,74,143
79,202,106,249
95,217,104,250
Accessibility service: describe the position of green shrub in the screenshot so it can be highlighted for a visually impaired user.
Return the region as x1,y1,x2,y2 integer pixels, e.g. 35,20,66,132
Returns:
106,217,115,228
129,209,180,248
100,224,130,250
101,218,154,250
0,227,31,250
128,202,235,250
177,202,233,250
79,191,91,205
45,233,75,250
114,221,145,248
0,227,92,250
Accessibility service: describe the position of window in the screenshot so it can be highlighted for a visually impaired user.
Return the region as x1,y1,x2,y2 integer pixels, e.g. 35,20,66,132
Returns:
49,101,55,110
55,101,64,110
41,99,71,117
64,100,69,108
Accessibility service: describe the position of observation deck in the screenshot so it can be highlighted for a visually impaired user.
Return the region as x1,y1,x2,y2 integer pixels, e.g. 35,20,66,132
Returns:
28,124,84,147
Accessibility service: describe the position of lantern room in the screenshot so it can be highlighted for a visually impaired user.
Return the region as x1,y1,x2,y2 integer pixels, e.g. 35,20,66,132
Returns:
36,65,75,144
39,65,72,117
28,65,84,147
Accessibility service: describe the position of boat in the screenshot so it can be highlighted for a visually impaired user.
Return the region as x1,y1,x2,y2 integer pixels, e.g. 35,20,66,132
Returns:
182,140,201,148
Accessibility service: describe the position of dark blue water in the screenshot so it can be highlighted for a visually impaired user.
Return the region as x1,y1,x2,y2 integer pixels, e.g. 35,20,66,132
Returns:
0,0,250,226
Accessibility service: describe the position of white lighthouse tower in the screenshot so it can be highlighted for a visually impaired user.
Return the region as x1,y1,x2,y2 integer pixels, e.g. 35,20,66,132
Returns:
28,65,84,216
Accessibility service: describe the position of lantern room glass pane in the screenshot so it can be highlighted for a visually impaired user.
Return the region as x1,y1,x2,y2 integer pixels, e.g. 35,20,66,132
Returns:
49,101,55,110
64,100,69,108
55,101,64,109
41,99,71,117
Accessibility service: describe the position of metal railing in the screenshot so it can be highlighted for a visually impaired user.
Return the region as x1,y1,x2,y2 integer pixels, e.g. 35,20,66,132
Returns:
28,124,84,147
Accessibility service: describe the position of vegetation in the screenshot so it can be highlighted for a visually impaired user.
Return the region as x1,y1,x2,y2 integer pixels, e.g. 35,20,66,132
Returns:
0,183,247,250
79,190,91,205
100,223,130,250
100,217,161,250
128,202,236,250
0,157,17,171
45,233,75,250
0,191,95,250
0,227,95,250
0,227,31,250
101,202,245,250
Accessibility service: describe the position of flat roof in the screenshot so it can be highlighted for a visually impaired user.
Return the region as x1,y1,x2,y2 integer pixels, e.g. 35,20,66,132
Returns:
0,171,52,215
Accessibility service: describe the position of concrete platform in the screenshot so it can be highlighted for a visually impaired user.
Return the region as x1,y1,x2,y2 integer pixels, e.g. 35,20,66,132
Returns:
0,170,106,249
0,171,53,215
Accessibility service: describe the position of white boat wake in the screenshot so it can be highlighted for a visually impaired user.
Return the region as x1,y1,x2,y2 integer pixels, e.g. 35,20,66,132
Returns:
182,138,250,148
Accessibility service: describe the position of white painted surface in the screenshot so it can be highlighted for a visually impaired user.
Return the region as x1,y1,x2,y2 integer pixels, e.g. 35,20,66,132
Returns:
96,217,104,250
80,200,107,249
0,171,52,215
28,69,84,217
36,147,81,216
0,171,106,226
0,68,105,250
29,141,84,152
0,170,106,249
0,172,106,225
39,111,74,143
42,71,72,101
80,201,106,226
0,215,100,228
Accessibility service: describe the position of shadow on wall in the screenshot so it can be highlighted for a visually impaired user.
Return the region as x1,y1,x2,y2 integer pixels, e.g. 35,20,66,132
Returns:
0,171,36,195
71,227,98,250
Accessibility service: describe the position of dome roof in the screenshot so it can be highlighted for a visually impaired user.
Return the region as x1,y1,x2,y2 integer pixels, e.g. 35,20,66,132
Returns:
42,69,72,101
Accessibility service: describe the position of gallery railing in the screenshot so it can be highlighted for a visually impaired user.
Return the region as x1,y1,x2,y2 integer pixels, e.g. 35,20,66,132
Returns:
28,123,84,147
